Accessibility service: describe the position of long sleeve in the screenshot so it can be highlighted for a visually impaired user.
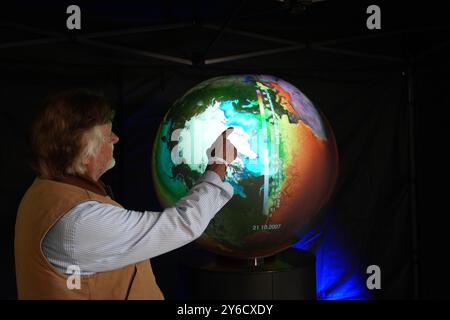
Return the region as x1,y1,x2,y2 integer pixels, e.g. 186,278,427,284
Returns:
42,171,233,275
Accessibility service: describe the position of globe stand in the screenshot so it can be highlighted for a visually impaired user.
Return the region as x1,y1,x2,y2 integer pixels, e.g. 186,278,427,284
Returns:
248,257,265,269
179,247,316,299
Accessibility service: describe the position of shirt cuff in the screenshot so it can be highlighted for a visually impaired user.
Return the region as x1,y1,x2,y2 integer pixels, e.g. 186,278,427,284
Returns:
197,170,234,199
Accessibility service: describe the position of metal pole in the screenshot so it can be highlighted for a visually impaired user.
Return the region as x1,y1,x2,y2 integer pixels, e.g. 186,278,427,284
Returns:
79,22,193,39
78,38,193,65
0,38,66,49
201,0,246,61
412,39,450,63
314,25,450,47
116,68,125,202
203,24,300,46
311,45,405,63
204,44,306,65
407,64,420,299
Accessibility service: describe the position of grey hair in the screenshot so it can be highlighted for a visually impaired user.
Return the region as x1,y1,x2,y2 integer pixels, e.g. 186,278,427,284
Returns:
66,126,105,175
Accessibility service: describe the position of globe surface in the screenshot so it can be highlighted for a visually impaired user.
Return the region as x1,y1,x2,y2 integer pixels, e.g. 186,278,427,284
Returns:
152,75,338,258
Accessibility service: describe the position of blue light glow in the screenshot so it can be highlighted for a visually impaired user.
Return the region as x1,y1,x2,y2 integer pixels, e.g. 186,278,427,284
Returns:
292,211,371,300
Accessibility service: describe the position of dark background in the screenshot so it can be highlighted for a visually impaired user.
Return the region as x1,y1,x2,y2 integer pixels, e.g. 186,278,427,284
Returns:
0,0,448,299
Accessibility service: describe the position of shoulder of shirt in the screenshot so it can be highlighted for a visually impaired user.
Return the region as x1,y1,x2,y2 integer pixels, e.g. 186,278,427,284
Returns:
60,200,108,223
71,200,104,212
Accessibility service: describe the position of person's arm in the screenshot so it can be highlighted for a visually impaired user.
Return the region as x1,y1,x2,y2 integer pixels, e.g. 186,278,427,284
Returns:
205,163,227,180
42,127,238,275
42,170,233,275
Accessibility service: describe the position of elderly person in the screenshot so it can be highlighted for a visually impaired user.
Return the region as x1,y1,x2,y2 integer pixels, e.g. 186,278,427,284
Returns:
15,89,237,300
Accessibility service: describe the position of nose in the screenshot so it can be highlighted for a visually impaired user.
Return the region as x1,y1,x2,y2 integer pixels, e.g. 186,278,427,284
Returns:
112,132,119,144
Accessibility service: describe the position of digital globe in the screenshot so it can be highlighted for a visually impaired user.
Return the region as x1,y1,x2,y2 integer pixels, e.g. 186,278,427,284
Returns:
151,75,338,258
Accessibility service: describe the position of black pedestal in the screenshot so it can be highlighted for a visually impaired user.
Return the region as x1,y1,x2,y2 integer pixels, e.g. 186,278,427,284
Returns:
180,248,316,300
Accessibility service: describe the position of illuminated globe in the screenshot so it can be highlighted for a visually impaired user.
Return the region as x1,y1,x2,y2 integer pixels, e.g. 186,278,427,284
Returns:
151,75,338,258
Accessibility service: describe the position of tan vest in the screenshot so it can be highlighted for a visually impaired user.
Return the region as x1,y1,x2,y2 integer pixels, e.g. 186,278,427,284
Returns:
15,177,164,300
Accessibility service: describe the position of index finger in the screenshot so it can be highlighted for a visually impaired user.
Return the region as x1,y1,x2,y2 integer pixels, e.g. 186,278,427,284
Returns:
223,126,234,138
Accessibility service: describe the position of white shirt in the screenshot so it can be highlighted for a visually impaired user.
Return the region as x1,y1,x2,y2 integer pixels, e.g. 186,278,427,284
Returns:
42,171,233,275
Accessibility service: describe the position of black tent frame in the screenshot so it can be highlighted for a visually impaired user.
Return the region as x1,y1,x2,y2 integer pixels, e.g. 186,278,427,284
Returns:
3,19,449,299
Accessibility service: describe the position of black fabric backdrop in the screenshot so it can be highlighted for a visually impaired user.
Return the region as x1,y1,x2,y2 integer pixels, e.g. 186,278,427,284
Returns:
0,0,448,300
115,69,412,299
1,63,439,299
